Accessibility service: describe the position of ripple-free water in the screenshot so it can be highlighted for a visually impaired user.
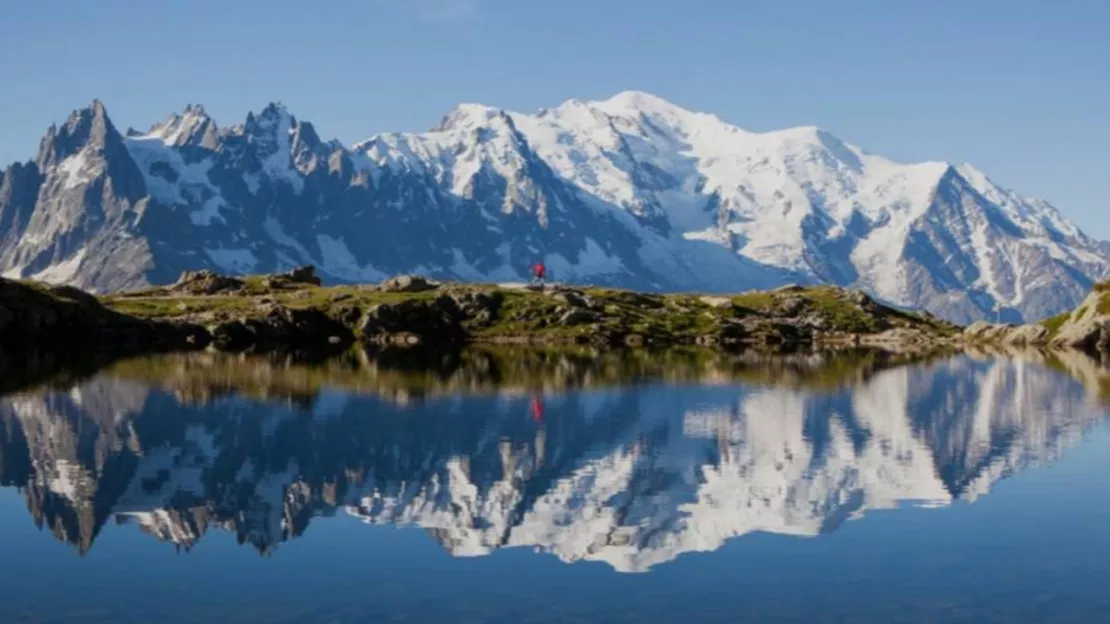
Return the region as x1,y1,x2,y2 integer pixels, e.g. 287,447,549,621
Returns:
1,349,1108,623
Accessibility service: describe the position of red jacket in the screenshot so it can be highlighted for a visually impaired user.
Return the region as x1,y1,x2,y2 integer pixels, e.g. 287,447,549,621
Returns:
533,263,546,278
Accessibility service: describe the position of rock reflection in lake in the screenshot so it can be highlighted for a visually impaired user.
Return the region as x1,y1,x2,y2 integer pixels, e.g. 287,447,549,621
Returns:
0,346,1107,572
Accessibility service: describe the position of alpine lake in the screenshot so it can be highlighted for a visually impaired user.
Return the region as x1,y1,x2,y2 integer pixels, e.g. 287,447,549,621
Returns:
1,344,1108,623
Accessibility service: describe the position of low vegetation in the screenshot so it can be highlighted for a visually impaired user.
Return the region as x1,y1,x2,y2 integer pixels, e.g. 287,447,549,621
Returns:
99,268,960,353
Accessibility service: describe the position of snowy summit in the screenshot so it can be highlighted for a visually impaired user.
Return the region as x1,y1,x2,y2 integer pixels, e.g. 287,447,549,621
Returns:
1,91,1107,322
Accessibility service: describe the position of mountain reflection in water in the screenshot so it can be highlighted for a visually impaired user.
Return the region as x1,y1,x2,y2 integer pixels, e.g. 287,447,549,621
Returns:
0,346,1107,573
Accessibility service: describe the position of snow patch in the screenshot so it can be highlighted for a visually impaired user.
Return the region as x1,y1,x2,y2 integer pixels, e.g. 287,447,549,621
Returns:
31,249,86,284
315,234,386,282
264,217,313,266
56,152,100,190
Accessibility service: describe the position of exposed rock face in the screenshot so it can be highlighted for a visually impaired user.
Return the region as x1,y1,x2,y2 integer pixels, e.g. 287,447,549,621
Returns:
1051,288,1110,353
285,265,321,286
1,269,960,357
358,296,464,344
558,309,600,326
379,275,439,293
961,284,1110,358
0,277,207,353
212,304,352,352
1,95,1107,324
171,270,245,295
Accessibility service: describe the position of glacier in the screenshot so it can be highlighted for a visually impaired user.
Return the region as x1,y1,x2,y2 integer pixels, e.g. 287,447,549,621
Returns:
1,93,1107,322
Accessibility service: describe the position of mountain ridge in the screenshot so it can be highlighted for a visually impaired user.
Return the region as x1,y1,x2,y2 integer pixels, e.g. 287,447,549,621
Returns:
1,92,1106,322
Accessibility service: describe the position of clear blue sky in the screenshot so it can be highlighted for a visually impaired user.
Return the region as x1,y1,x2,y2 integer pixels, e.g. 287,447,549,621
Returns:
2,0,1107,237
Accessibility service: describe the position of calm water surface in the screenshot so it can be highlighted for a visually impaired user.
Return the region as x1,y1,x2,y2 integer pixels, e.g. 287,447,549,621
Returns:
1,348,1108,623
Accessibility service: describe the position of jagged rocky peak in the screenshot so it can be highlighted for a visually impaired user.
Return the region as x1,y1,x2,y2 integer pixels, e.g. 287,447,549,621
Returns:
147,103,220,149
0,91,1107,322
241,102,299,160
35,100,119,169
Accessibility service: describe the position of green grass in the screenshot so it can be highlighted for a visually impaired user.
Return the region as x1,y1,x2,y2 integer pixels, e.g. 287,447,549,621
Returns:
1098,293,1110,315
99,280,955,347
1040,311,1071,338
731,292,774,312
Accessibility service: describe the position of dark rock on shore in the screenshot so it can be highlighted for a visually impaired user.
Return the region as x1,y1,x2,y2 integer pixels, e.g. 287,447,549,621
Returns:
262,265,322,290
359,296,465,344
171,270,245,295
211,304,352,352
89,271,962,353
0,277,208,353
380,274,439,293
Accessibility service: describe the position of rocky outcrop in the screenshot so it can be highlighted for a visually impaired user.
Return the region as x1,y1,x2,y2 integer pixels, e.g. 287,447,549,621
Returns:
1050,288,1110,353
261,265,322,290
0,277,207,353
4,270,961,357
379,274,440,293
211,304,352,352
358,296,465,345
962,284,1110,358
3,96,1107,324
170,270,245,295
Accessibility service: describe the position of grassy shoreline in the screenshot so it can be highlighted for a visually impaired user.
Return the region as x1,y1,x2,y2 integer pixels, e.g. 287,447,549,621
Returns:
98,273,961,352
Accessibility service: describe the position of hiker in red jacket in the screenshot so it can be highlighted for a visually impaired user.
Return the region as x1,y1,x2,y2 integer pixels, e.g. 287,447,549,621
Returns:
531,261,547,286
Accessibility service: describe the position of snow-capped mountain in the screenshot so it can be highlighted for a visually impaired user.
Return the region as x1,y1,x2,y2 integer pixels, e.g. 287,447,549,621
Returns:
1,352,1105,569
1,93,1107,322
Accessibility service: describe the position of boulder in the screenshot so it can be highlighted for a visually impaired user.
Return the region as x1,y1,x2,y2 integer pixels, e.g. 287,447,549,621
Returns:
448,289,504,319
380,274,439,293
359,296,464,342
212,305,352,351
253,304,352,344
551,290,593,309
212,320,255,352
774,296,807,317
286,265,322,286
559,309,600,326
171,270,244,295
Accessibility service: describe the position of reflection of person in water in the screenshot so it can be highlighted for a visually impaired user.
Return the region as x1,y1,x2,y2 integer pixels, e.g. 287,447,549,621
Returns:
530,395,545,423
530,394,547,468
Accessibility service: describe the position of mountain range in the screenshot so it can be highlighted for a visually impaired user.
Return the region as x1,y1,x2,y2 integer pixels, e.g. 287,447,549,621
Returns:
1,92,1107,322
1,352,1105,571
